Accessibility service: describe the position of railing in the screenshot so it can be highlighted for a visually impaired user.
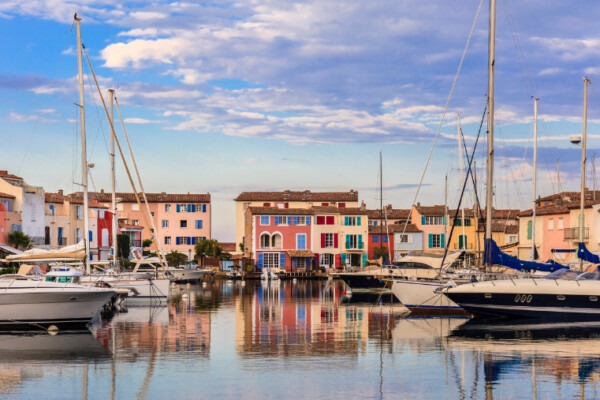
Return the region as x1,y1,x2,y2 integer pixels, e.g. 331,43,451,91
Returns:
453,243,474,250
346,243,364,250
564,227,589,241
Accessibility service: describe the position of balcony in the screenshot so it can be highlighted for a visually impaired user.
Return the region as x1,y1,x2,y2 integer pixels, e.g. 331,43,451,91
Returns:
564,227,589,241
453,243,474,250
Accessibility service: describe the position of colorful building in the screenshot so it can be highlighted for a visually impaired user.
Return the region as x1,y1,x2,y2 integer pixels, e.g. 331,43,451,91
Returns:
412,204,448,254
234,190,360,255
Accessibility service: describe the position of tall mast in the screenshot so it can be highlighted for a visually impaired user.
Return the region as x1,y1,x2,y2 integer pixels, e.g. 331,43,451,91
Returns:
458,114,465,252
75,13,90,273
579,77,590,271
379,151,383,264
485,0,496,271
531,97,538,260
109,89,118,268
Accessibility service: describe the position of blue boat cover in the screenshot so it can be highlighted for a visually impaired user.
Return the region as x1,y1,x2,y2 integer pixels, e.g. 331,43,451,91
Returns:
484,238,568,272
577,242,600,263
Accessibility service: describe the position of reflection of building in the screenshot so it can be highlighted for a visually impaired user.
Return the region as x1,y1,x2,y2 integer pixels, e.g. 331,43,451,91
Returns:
235,281,403,358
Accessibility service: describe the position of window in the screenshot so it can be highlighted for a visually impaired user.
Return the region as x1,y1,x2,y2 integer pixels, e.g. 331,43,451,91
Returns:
428,234,444,248
263,253,280,268
180,220,188,228
423,216,444,225
297,234,306,250
373,235,380,243
458,234,468,249
295,216,308,225
316,216,334,225
320,253,334,267
162,220,169,228
344,216,361,226
548,218,554,230
260,216,270,225
382,236,388,243
274,216,287,225
117,203,124,211
0,199,12,211
339,203,346,208
75,228,82,243
165,204,171,212
323,233,334,247
263,203,271,207
508,235,517,243
195,220,203,229
397,234,410,244
272,233,282,248
132,220,139,226
131,203,140,211
345,234,363,249
165,236,171,245
75,205,83,220
558,218,564,229
260,233,270,248
150,212,155,217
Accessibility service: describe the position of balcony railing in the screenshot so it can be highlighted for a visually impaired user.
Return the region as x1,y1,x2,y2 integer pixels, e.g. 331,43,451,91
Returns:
564,227,589,241
453,243,474,250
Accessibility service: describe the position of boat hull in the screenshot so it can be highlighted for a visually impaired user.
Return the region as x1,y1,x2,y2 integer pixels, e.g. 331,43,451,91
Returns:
391,280,467,315
443,278,600,319
0,281,115,330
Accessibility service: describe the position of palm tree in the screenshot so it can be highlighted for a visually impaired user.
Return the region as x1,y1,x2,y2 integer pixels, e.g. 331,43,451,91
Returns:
195,239,222,266
165,250,188,267
7,231,32,250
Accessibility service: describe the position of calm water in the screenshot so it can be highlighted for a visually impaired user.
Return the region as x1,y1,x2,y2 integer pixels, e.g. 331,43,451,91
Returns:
3,279,600,399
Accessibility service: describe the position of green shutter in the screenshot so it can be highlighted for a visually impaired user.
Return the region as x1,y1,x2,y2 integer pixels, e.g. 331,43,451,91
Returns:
358,234,363,249
421,216,426,225
361,253,367,267
428,234,433,248
441,234,445,248
442,216,446,225
527,220,532,240
357,216,361,226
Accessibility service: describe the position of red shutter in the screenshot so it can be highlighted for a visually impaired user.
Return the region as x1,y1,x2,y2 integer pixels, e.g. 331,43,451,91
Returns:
326,216,334,225
314,253,319,269
321,233,326,247
317,216,325,225
335,254,341,268
334,234,338,248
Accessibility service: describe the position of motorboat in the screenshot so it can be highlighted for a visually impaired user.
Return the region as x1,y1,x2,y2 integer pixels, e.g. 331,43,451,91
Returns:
131,258,212,284
0,275,115,331
442,269,600,319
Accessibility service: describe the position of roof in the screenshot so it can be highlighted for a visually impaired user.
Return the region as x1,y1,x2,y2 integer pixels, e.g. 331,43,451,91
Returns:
0,192,15,199
45,192,66,203
312,206,369,215
72,191,210,203
235,190,358,202
414,205,447,216
0,170,22,181
519,205,570,217
287,250,315,258
369,223,421,234
366,208,410,219
220,242,237,252
248,207,314,215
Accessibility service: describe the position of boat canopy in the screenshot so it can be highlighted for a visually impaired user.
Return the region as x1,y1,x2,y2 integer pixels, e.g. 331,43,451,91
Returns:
484,238,567,272
5,241,85,262
577,242,600,264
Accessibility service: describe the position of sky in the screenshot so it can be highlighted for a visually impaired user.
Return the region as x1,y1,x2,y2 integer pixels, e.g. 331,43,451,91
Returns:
2,0,600,242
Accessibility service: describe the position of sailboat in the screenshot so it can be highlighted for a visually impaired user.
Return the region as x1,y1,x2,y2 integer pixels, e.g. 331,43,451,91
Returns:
442,2,600,318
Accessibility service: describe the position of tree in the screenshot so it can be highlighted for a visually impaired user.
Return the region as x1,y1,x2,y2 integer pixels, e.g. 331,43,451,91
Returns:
165,250,187,267
373,246,390,264
7,231,32,250
195,239,222,266
117,234,130,262
142,239,153,248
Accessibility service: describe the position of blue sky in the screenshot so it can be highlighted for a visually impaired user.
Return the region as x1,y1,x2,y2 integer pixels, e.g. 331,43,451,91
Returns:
1,1,600,241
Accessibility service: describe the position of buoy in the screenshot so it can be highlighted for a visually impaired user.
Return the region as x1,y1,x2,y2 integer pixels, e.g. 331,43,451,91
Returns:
292,278,297,284
186,283,191,289
47,325,59,335
202,282,207,287
182,293,189,299
241,281,246,286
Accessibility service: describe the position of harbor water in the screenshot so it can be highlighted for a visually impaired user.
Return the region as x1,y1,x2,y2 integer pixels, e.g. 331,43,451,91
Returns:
3,279,600,399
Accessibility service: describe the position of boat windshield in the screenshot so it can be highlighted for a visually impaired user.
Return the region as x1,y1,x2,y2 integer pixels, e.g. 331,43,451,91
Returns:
542,269,579,280
576,271,600,281
392,262,433,270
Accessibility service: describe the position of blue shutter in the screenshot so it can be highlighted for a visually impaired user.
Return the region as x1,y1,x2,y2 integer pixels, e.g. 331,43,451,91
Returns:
294,216,299,225
89,230,93,242
176,204,181,212
421,216,426,225
258,253,264,269
279,252,286,268
373,236,379,243
428,234,433,248
344,216,349,226
341,253,347,265
176,237,180,245
357,216,361,226
306,217,310,225
288,216,293,225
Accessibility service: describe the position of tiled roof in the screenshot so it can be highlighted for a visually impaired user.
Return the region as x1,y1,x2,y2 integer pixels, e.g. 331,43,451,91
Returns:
448,208,476,218
366,208,410,219
71,191,210,203
0,192,15,199
369,223,421,233
235,190,358,202
0,170,22,181
287,250,315,258
478,222,518,233
248,207,314,215
519,205,570,217
415,205,447,216
45,192,66,203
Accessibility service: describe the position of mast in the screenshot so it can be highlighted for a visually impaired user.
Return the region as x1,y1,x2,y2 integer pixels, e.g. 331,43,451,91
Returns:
485,0,496,271
532,97,538,260
458,114,466,252
579,77,590,271
109,89,118,268
379,151,383,265
75,13,90,274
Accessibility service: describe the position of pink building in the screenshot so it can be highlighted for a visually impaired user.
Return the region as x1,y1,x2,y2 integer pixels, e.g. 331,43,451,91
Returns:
412,204,447,253
247,207,314,271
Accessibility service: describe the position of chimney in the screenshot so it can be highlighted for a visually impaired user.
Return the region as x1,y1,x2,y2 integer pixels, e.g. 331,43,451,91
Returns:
58,189,63,196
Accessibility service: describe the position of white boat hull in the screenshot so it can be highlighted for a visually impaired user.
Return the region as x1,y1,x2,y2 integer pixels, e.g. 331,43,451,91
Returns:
0,280,115,329
391,279,465,315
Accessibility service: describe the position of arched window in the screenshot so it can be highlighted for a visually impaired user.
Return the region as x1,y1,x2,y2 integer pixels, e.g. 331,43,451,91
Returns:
260,233,271,248
272,233,282,249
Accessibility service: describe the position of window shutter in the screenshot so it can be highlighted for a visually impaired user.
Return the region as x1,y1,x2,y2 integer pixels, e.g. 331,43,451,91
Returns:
288,216,292,225
89,230,93,242
317,216,324,225
279,252,286,268
345,235,350,249
314,253,319,268
421,216,426,225
202,204,207,212
335,254,341,267
357,216,361,226
258,253,264,268
176,204,181,212
306,217,310,225
344,216,349,226
527,220,532,240
428,234,433,248
361,253,367,267
408,235,413,244
321,233,326,247
441,234,445,248
334,234,339,248
358,234,363,249
442,216,446,225
341,253,346,265
294,216,298,225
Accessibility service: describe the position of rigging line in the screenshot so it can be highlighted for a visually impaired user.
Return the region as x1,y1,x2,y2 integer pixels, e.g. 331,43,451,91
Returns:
82,58,110,166
399,0,484,239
